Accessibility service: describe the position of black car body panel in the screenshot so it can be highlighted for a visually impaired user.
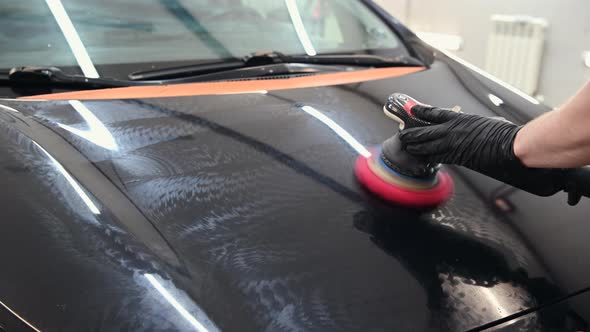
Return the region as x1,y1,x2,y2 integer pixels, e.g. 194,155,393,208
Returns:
1,54,590,332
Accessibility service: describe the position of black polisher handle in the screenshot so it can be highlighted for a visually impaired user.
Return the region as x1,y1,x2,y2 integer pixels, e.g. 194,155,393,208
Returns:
383,93,462,130
380,93,442,178
383,93,433,130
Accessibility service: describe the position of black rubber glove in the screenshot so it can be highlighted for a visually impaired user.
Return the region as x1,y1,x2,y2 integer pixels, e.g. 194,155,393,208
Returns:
398,105,566,196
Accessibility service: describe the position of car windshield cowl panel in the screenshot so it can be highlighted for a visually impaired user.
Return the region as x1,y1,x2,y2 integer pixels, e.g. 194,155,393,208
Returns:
128,51,424,81
1,0,409,81
0,51,424,93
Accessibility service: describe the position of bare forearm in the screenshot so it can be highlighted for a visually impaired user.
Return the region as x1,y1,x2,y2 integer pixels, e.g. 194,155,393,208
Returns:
514,82,590,168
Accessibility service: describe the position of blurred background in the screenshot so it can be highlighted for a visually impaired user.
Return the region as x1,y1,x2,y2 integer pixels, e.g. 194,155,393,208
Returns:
375,0,590,107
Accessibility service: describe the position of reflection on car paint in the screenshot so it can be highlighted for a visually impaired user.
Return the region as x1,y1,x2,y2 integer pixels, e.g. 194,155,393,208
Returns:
56,100,118,151
0,299,41,332
34,140,101,215
488,93,504,107
144,274,219,332
353,188,555,331
0,104,20,113
300,105,371,157
438,273,536,330
0,105,217,331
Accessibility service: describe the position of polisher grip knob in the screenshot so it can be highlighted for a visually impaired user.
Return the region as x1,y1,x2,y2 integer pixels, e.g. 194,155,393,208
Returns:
383,93,432,130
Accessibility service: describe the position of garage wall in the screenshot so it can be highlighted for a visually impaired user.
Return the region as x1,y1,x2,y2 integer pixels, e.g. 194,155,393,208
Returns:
376,0,590,107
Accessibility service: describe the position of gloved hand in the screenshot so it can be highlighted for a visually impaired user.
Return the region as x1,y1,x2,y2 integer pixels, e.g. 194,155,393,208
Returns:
398,105,567,196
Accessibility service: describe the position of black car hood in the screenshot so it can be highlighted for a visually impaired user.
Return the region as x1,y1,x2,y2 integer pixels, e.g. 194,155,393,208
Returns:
1,61,589,331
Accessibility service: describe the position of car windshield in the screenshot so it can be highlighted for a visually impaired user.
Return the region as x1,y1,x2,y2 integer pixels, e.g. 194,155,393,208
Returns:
1,0,406,74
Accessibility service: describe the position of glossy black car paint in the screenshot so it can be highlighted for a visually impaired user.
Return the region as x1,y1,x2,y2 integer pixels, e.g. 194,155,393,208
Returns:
2,3,590,332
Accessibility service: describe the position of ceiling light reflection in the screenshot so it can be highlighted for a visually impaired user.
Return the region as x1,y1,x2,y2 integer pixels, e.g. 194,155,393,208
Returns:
301,106,371,158
58,100,118,151
285,0,317,56
45,0,99,78
488,93,504,106
33,141,100,215
0,104,20,113
145,274,210,332
0,300,41,332
479,287,519,326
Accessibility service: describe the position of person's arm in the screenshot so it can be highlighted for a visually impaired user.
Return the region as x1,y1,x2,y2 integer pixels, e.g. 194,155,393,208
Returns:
514,81,590,168
396,84,590,198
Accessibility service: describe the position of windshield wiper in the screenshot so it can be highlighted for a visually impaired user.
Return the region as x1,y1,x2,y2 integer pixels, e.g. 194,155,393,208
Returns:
270,53,423,67
128,51,424,81
1,66,157,89
2,52,423,89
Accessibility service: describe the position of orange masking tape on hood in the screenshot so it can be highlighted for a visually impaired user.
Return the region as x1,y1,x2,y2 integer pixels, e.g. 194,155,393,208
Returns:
21,66,424,100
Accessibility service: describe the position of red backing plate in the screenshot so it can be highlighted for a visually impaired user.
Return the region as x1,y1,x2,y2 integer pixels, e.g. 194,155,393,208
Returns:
355,154,454,207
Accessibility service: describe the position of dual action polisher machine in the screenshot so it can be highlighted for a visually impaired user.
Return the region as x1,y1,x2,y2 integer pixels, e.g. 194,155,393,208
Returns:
355,93,454,208
356,93,590,208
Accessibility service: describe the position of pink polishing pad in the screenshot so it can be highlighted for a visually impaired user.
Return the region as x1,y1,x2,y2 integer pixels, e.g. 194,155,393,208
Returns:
355,154,454,208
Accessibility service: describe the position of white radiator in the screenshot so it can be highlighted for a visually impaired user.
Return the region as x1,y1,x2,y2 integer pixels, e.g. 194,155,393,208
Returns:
484,15,547,96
